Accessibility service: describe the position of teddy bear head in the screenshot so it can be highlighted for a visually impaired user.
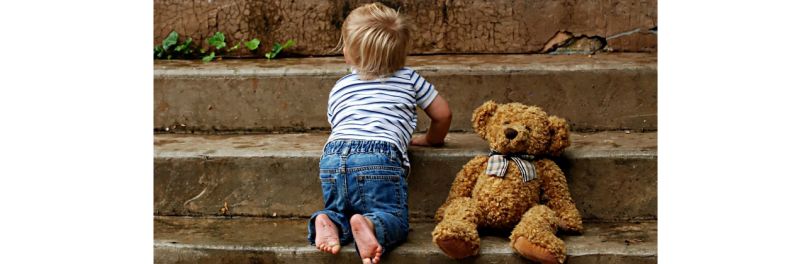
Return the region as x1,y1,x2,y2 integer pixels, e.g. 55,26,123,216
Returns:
471,101,570,156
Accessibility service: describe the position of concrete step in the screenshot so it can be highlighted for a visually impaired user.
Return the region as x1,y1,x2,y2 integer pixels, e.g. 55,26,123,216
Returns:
154,53,657,133
154,0,657,56
154,216,657,264
154,131,657,221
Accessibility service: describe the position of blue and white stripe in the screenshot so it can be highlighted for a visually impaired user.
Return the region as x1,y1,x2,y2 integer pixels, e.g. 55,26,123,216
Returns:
327,67,439,166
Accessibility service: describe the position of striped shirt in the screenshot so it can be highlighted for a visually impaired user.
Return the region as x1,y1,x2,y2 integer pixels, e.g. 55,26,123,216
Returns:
327,67,439,167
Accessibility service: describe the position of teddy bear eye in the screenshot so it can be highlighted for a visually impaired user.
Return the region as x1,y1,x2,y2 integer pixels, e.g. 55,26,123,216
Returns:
504,122,510,125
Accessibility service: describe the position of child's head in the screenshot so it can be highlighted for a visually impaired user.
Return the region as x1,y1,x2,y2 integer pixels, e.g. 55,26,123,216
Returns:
339,2,412,80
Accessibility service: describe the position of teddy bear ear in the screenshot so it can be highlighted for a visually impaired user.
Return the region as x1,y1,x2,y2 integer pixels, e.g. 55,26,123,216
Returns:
472,101,498,139
545,115,571,156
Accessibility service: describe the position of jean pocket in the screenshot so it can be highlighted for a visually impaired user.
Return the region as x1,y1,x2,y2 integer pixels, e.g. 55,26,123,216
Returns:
357,174,403,216
319,174,337,208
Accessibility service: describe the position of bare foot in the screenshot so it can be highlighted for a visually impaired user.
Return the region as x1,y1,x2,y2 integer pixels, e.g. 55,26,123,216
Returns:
314,214,341,254
513,237,558,264
351,214,382,264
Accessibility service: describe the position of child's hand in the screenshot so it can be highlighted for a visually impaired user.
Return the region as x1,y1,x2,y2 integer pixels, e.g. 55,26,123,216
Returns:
411,135,444,147
411,136,430,146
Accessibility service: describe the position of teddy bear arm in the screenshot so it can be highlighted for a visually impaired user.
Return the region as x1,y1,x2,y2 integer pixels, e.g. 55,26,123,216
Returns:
537,159,583,234
435,155,488,223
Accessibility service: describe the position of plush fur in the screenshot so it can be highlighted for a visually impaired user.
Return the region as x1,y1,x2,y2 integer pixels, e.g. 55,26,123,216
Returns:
432,101,583,264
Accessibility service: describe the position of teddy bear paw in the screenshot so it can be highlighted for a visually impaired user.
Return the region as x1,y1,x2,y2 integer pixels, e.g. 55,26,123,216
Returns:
435,237,477,259
513,237,559,264
558,217,583,234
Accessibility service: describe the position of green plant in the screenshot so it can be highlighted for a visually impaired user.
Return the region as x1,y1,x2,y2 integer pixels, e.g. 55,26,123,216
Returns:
202,52,216,62
227,40,243,52
244,39,261,50
175,38,193,53
162,31,178,50
227,38,260,53
155,31,204,60
265,40,295,61
154,31,179,59
154,31,264,62
205,32,226,49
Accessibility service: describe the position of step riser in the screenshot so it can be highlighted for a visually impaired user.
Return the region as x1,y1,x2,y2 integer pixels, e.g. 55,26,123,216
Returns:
154,0,657,56
154,63,657,133
154,154,656,221
154,247,656,264
154,218,657,264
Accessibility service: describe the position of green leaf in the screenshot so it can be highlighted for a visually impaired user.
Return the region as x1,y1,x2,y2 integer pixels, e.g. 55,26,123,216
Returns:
265,52,274,60
205,32,226,49
227,40,243,52
155,46,164,58
273,42,283,53
175,38,192,52
162,31,179,50
269,42,284,59
202,52,215,62
200,48,206,54
167,55,172,60
282,40,295,49
245,38,260,50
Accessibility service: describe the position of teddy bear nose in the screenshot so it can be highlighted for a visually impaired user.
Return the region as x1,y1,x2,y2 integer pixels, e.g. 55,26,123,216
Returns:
504,128,518,139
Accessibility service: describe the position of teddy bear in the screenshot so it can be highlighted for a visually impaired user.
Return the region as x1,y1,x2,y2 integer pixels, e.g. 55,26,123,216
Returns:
432,101,583,264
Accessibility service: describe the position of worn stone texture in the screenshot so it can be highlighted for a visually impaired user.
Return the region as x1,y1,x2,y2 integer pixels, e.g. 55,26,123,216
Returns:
154,0,658,56
154,217,657,264
153,132,657,221
154,53,658,133
606,27,658,52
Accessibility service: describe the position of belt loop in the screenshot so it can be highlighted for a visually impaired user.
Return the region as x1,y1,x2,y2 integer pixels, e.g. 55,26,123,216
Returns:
342,140,351,156
387,143,400,163
340,141,351,174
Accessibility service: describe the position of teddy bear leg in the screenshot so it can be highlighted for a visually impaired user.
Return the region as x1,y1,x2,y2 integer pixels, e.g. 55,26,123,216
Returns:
538,159,584,234
431,197,482,259
510,205,566,264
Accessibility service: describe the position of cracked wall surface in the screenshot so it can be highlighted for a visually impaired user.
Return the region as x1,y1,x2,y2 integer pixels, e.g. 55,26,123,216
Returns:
154,0,657,56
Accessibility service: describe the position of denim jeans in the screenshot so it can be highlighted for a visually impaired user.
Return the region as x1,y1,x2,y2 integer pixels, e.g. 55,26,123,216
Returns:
307,140,410,256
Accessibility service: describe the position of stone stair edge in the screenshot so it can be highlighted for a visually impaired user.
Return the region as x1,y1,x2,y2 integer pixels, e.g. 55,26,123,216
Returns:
153,216,657,263
154,53,657,78
154,131,658,159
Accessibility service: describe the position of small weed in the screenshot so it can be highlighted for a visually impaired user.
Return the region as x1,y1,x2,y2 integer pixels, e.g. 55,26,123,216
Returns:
155,31,205,60
244,39,261,50
205,32,227,49
202,52,216,62
155,31,293,62
265,40,295,61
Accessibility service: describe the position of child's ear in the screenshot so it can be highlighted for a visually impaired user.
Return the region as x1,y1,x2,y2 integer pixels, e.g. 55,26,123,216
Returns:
545,116,570,156
343,49,352,65
472,101,498,140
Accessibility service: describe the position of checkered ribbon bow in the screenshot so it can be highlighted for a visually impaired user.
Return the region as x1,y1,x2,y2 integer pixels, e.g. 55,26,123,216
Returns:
485,150,538,183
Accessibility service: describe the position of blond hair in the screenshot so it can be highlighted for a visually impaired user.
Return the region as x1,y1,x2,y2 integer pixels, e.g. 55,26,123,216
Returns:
338,3,413,81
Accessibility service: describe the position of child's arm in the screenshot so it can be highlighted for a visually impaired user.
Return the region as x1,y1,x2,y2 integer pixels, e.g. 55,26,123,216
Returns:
411,95,452,147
